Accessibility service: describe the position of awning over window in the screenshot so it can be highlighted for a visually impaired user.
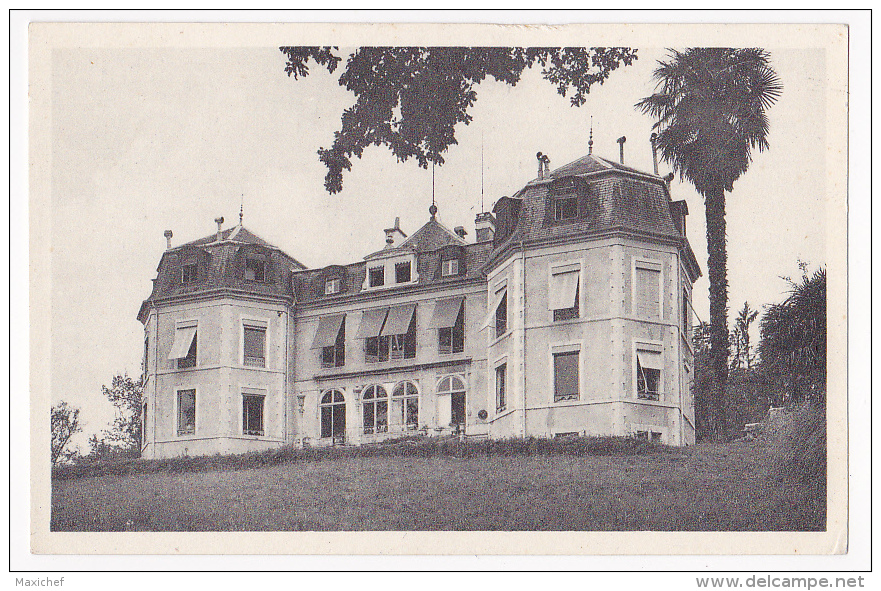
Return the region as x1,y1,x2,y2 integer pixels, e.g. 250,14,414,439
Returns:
428,297,463,329
168,326,197,360
637,350,663,370
548,270,579,310
381,303,416,336
355,308,388,339
480,288,507,330
311,314,345,349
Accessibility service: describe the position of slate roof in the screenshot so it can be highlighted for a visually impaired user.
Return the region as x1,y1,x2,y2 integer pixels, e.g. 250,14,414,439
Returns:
490,151,701,278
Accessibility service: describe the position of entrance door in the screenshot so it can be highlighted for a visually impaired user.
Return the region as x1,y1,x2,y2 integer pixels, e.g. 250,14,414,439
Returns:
451,392,466,429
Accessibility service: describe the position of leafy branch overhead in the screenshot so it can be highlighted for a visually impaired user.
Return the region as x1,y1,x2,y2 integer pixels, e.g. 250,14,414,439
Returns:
280,46,638,193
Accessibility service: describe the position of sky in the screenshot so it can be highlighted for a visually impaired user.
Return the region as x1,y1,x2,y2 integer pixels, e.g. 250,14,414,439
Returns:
48,46,826,448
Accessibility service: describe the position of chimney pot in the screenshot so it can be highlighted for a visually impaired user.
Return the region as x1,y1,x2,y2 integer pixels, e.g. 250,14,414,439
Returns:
454,226,467,239
616,136,627,164
536,152,544,180
163,230,173,250
214,216,224,241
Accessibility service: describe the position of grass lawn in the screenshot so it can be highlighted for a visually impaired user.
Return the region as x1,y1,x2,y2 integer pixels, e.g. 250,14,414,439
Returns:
51,439,824,531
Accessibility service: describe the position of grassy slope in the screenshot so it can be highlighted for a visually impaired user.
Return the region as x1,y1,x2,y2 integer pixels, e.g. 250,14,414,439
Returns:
51,440,824,531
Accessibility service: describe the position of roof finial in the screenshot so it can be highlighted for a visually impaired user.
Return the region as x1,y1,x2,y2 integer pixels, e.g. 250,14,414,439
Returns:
239,194,244,226
429,162,438,220
588,116,594,155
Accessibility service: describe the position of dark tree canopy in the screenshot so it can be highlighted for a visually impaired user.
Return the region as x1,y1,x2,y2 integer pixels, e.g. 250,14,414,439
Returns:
280,46,638,193
88,374,143,459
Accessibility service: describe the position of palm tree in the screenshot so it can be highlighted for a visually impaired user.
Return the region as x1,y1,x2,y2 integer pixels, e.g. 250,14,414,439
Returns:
731,301,759,370
637,48,781,437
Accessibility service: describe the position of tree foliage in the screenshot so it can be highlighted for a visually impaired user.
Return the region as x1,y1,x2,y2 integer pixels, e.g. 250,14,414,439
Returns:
88,374,144,459
51,401,82,465
758,266,827,405
637,48,781,438
730,301,759,370
280,46,638,193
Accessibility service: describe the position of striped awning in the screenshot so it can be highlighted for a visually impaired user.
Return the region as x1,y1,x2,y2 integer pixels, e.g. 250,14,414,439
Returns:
428,297,463,329
311,314,345,349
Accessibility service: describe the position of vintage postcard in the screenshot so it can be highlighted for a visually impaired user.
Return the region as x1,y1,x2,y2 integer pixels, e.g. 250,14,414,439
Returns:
25,19,853,562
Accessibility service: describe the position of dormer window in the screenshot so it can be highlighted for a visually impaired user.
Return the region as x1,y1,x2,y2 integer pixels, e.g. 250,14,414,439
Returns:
369,267,385,287
246,257,266,282
554,196,578,221
395,261,411,283
325,277,341,295
181,263,198,284
441,259,459,277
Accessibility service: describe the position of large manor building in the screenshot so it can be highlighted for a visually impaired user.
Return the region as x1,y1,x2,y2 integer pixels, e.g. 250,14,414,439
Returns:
137,146,701,459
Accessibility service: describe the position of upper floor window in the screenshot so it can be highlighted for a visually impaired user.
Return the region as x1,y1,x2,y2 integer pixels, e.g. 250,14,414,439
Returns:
169,323,197,369
495,290,508,339
325,277,341,295
177,389,196,435
636,349,662,401
317,316,345,368
365,304,416,363
635,261,662,320
434,298,464,355
553,350,580,402
441,259,459,277
395,261,411,283
369,266,385,287
181,263,198,284
549,267,580,321
243,321,267,368
554,196,578,221
245,256,266,282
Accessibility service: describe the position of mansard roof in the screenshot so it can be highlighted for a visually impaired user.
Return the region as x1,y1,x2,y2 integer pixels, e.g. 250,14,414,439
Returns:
490,151,701,279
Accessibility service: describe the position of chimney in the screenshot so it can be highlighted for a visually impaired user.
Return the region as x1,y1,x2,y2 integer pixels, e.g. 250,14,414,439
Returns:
664,172,675,190
163,230,173,250
454,226,467,239
650,133,659,175
617,136,627,164
542,154,550,178
536,152,545,180
214,216,225,241
475,212,496,243
384,216,407,248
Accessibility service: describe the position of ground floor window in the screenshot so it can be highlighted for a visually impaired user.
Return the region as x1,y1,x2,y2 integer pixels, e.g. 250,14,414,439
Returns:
495,363,507,411
320,390,346,441
362,385,388,434
177,389,196,435
242,394,265,435
553,350,580,401
392,381,419,430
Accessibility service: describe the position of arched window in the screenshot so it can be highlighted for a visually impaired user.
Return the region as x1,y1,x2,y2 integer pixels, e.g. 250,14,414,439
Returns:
437,375,467,428
362,385,388,434
392,381,419,430
320,389,346,441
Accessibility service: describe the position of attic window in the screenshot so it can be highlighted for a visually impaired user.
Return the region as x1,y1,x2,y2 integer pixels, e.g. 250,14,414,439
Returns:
441,259,459,277
246,257,266,282
395,261,411,283
181,263,198,284
369,267,385,288
325,277,341,295
554,196,578,221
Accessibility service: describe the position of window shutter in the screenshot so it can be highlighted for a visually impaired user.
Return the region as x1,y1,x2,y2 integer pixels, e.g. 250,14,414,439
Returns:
636,266,661,318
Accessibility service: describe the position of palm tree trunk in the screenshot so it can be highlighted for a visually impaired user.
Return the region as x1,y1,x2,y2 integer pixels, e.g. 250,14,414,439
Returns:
704,186,729,438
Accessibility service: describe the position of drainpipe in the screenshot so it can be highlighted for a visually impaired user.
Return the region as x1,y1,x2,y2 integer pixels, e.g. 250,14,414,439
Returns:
152,306,159,456
520,240,527,438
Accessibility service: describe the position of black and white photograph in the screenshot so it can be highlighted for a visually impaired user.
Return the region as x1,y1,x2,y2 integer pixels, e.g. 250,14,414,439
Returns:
16,15,865,573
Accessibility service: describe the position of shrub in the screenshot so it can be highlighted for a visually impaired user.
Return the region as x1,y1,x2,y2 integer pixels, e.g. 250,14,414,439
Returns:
766,402,826,483
52,435,667,482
